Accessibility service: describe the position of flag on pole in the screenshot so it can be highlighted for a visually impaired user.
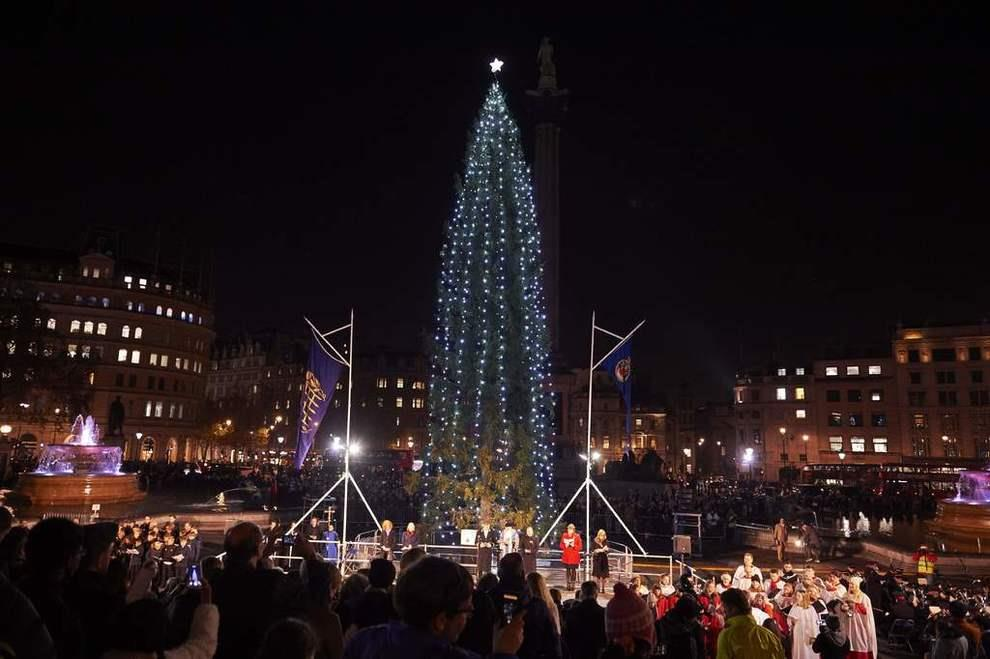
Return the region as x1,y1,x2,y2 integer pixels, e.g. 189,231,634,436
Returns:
294,337,343,468
600,339,632,436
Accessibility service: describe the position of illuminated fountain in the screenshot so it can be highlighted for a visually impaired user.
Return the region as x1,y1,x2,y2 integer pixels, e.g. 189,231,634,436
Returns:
16,415,144,506
929,470,990,552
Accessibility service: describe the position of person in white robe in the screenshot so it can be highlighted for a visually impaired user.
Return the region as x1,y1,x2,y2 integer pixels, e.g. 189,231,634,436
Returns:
843,575,878,659
787,588,822,659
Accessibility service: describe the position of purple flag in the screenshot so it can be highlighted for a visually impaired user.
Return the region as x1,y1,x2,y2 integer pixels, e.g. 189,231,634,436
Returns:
294,336,343,468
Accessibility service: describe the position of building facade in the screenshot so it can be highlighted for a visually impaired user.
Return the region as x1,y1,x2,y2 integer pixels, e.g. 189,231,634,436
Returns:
0,239,214,463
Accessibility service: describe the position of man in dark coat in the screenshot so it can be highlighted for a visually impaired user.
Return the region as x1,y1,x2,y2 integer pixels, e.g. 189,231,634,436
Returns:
564,581,606,659
476,523,498,577
657,595,705,659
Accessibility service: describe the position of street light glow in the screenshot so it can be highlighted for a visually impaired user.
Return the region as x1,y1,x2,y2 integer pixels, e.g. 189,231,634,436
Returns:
779,427,786,435
802,434,809,441
0,424,12,434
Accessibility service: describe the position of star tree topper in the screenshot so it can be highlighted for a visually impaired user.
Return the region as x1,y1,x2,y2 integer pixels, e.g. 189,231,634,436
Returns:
490,58,504,73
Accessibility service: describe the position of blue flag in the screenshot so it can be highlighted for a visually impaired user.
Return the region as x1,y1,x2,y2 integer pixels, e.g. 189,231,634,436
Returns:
600,340,632,436
294,336,344,468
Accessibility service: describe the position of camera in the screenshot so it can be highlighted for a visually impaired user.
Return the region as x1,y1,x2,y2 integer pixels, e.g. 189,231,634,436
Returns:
188,564,202,588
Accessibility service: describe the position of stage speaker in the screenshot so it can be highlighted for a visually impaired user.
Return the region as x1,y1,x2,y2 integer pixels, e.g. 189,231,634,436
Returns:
673,535,692,555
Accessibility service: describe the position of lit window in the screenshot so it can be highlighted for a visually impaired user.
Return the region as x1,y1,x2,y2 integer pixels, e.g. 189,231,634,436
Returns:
871,390,883,402
68,344,78,358
850,436,866,452
137,303,144,312
183,358,189,370
81,345,91,359
101,298,109,308
795,367,806,376
161,355,169,368
603,438,611,449
777,368,786,376
145,401,153,417
166,308,173,318
776,387,786,401
829,436,843,451
868,365,882,375
130,350,141,364
847,366,860,376
117,349,128,362
336,382,344,390
154,401,163,418
122,325,131,338
150,353,158,366
825,366,838,376
124,275,133,289
96,322,107,336
396,397,404,408
175,358,181,370
138,278,148,290
396,377,405,389
82,321,94,334
180,311,186,321
412,380,426,390
635,418,643,428
412,398,424,409
377,397,384,408
134,327,143,339
795,387,805,401
178,404,184,419
156,306,163,316
82,266,89,277
395,416,400,427
377,377,388,389
796,409,807,419
46,318,56,330
873,437,888,453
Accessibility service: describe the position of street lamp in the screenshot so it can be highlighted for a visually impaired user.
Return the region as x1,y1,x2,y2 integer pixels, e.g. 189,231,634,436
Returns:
0,424,12,435
838,451,846,461
224,419,232,427
275,415,283,424
802,434,809,442
277,436,285,444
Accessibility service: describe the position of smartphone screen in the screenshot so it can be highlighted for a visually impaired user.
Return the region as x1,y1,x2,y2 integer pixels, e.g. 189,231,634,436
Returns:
188,564,201,588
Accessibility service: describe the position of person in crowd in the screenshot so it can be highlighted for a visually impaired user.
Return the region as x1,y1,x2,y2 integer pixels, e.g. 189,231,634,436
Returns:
0,506,12,542
520,526,539,576
351,558,397,631
657,595,705,659
774,581,796,611
559,524,582,591
699,579,724,659
399,546,426,574
527,572,561,636
335,573,369,634
401,522,418,552
800,523,821,564
716,588,785,659
602,582,655,658
68,522,127,659
457,573,499,656
932,618,968,659
500,523,519,559
308,516,322,542
765,568,783,599
781,563,798,584
787,585,820,659
324,523,339,562
0,566,56,659
773,519,788,562
914,544,937,586
19,517,86,659
843,576,877,659
948,600,982,657
592,529,610,593
564,581,606,659
299,558,344,659
629,574,649,599
812,612,850,659
717,573,733,595
378,520,396,561
477,521,497,577
823,572,847,604
256,618,319,659
0,525,28,581
732,554,763,589
654,573,679,619
102,580,217,659
210,522,304,659
343,555,525,659
492,552,561,659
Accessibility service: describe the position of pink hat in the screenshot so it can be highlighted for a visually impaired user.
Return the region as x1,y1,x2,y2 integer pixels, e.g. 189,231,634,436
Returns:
606,583,656,649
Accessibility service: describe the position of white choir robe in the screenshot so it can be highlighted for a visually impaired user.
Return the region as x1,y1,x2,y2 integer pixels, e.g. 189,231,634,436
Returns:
844,592,878,659
787,604,821,659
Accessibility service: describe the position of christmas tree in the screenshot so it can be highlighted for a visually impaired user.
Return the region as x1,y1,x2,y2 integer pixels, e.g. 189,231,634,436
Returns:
420,72,556,534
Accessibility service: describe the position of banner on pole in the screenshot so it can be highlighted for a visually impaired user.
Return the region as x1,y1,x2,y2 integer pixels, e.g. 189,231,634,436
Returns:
599,339,632,437
294,337,344,468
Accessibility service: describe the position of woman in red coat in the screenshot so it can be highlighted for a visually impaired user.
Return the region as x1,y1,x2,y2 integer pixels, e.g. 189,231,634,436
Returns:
654,573,679,619
698,579,724,659
559,523,582,590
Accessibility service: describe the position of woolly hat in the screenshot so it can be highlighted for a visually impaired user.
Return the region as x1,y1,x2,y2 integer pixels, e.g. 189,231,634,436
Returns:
606,583,656,648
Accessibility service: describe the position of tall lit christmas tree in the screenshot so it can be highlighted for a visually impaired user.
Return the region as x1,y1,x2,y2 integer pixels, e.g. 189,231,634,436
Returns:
421,62,556,533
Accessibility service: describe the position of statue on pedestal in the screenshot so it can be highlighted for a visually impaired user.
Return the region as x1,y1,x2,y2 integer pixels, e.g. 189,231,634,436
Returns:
537,36,556,90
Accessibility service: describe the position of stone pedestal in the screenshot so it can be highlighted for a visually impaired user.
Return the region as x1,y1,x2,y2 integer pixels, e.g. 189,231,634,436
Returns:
17,473,144,506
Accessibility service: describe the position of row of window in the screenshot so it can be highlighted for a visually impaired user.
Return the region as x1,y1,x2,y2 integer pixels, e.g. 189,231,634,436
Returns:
824,365,883,377
776,368,807,376
827,436,888,453
374,397,425,409
905,347,985,363
827,412,888,427
825,389,884,402
375,377,426,390
114,372,192,394
115,349,203,373
143,400,187,420
908,370,985,385
907,390,990,407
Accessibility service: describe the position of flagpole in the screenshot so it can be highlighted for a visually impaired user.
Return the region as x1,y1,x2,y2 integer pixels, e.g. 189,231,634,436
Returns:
342,308,354,567
584,310,595,581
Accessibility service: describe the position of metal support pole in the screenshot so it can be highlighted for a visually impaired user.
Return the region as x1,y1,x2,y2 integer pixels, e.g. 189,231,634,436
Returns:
585,311,595,581
342,309,355,566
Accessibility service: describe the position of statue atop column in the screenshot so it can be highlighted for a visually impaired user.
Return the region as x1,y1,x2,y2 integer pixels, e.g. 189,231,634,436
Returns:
537,36,557,91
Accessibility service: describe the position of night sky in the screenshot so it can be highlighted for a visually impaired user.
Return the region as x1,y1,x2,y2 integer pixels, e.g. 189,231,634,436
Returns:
4,6,988,402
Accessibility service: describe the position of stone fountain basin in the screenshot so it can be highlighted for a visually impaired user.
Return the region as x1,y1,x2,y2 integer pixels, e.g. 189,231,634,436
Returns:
35,445,123,475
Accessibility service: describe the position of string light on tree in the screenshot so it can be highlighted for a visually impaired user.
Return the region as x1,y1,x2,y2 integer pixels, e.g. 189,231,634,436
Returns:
420,66,556,534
